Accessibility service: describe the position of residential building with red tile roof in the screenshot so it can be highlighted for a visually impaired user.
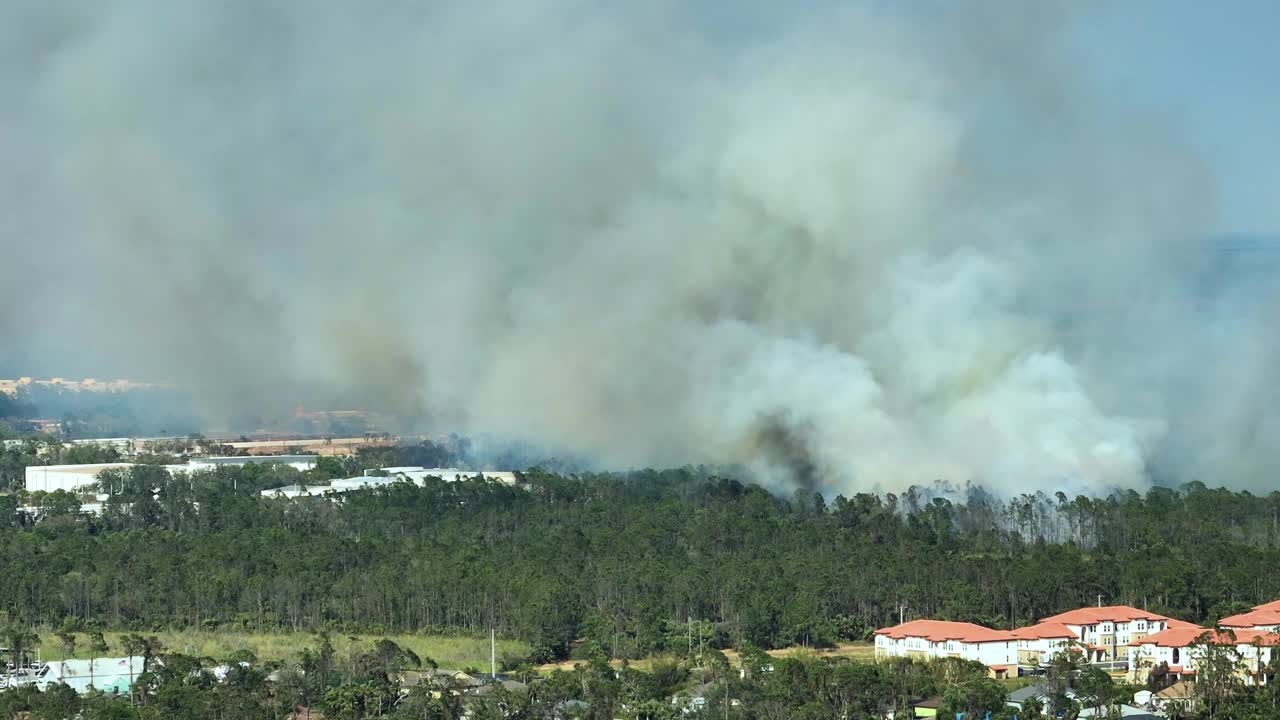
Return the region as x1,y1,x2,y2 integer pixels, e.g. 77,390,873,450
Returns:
1253,599,1280,613
872,605,1217,679
1218,608,1280,631
1008,623,1080,668
1127,625,1280,685
1034,605,1174,664
873,620,1018,678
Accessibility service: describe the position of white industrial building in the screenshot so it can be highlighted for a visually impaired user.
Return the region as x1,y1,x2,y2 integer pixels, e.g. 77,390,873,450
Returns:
67,437,135,453
371,467,519,485
24,464,135,493
177,455,317,473
261,469,519,499
38,657,145,694
260,477,397,499
0,656,144,694
25,456,318,494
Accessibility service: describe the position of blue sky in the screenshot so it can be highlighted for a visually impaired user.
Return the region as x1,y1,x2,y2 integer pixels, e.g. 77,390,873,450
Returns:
706,0,1280,236
1068,0,1280,234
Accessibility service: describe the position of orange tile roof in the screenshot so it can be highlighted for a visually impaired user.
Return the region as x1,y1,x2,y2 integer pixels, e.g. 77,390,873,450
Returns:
1236,629,1280,646
1253,600,1280,612
874,619,1014,644
1166,619,1202,630
1130,626,1211,647
1219,609,1280,627
1037,605,1172,625
1132,626,1280,648
1010,623,1079,640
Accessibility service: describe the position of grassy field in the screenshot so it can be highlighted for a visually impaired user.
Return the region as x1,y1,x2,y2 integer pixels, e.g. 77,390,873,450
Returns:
31,630,529,670
537,642,876,673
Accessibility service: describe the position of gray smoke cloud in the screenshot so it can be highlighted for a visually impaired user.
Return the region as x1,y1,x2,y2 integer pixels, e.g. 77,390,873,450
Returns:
2,1,1277,495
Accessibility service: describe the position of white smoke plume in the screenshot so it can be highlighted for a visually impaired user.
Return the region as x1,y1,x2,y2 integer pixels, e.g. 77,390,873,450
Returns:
2,1,1277,495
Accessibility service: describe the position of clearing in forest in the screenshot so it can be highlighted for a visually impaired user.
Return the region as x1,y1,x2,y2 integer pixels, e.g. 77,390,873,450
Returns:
34,630,529,670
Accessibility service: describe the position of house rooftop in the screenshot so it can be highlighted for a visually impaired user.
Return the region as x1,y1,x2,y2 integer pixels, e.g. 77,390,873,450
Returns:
1079,705,1161,719
1130,626,1280,648
1155,680,1196,699
1218,609,1280,627
1010,622,1078,640
1008,684,1078,704
1037,605,1172,626
32,463,134,474
875,619,1013,643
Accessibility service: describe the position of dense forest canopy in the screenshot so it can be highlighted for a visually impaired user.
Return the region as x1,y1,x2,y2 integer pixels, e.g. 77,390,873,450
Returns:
3,453,1280,664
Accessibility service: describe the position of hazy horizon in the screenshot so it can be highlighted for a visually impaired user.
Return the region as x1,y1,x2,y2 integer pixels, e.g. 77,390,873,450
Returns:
3,1,1279,495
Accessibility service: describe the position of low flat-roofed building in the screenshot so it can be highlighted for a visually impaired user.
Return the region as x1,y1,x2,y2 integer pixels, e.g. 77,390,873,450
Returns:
25,463,134,493
36,656,145,695
329,476,397,491
382,468,519,485
259,484,318,499
259,469,522,501
182,455,317,472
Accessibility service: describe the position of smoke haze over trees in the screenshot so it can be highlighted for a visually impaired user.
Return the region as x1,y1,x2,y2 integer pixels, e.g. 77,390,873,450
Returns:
2,1,1279,495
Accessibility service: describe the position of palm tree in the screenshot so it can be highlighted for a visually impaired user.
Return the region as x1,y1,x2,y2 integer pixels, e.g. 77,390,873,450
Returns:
55,630,76,661
142,635,163,674
122,633,146,702
1046,649,1084,716
88,631,109,690
3,625,39,677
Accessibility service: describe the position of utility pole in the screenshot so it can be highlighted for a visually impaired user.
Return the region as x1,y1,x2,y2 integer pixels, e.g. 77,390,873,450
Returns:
899,604,907,625
1097,594,1103,608
490,627,496,680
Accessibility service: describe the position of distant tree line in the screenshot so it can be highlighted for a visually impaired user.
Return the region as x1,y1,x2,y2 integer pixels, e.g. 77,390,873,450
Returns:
0,386,201,440
3,463,1280,664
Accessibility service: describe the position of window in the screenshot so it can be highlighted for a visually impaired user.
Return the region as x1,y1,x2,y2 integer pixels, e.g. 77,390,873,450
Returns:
1173,648,1181,664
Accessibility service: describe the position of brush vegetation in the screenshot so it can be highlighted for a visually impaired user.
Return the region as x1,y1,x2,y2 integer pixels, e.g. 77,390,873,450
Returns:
31,630,526,670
